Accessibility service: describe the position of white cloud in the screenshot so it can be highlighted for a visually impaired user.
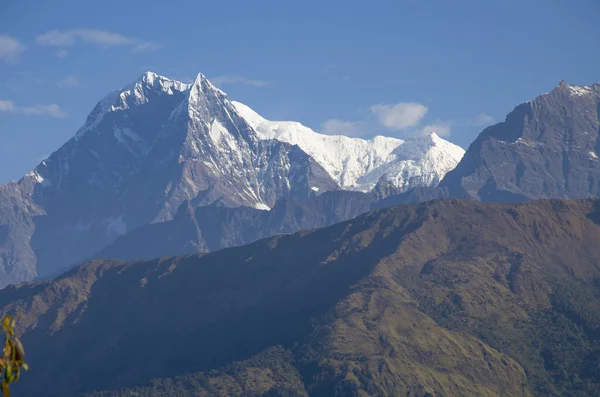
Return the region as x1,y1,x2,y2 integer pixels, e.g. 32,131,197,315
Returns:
0,100,16,112
36,30,74,46
370,102,428,130
57,75,81,88
317,101,456,139
210,75,271,87
417,120,452,137
0,100,66,118
0,35,25,63
56,49,68,58
320,119,368,137
21,104,66,118
35,29,159,53
467,113,495,126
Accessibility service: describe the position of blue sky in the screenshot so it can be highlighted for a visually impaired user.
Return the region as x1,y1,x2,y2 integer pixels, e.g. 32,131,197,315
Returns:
0,0,599,183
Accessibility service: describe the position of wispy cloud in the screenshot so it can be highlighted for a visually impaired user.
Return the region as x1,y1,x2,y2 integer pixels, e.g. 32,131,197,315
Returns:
57,75,81,88
369,102,428,130
0,35,25,63
320,119,368,137
36,29,134,46
0,100,15,112
35,29,160,53
210,75,271,87
56,49,68,58
0,100,66,118
467,113,495,127
131,42,161,53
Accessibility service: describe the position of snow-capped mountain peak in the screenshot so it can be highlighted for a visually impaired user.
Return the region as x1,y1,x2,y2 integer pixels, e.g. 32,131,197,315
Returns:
139,71,191,92
232,101,464,192
14,71,344,283
190,72,225,96
5,70,469,287
357,131,465,192
115,71,191,111
184,73,236,122
28,73,464,203
72,72,190,143
392,132,454,159
564,83,599,98
23,72,466,208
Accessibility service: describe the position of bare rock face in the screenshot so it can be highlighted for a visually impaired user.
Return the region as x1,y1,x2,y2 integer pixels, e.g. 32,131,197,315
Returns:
440,81,600,201
0,183,44,284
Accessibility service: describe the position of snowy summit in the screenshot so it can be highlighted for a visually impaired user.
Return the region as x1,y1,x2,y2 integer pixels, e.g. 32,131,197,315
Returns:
233,100,465,192
24,71,465,211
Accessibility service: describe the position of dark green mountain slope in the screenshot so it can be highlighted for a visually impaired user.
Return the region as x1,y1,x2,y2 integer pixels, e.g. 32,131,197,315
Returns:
3,199,600,396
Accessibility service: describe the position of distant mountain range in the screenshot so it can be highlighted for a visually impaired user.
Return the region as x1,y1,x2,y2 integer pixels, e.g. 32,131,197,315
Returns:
101,78,600,265
0,73,599,288
0,72,464,287
1,74,600,396
4,198,600,396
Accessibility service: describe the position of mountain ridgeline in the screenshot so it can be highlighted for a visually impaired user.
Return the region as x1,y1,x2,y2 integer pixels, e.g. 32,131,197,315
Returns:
102,78,600,264
2,74,600,287
3,199,600,396
2,72,599,288
441,81,600,201
0,74,600,396
0,72,464,287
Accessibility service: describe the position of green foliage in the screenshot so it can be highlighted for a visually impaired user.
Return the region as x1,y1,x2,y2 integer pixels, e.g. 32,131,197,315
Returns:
85,346,307,397
413,274,600,396
0,316,28,397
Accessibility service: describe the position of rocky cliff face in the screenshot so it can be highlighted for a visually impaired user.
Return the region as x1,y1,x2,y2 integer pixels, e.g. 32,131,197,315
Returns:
380,81,600,207
0,183,44,284
440,81,600,201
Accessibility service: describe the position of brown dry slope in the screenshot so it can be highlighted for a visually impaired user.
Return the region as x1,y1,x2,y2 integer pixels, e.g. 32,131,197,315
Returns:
2,199,600,396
